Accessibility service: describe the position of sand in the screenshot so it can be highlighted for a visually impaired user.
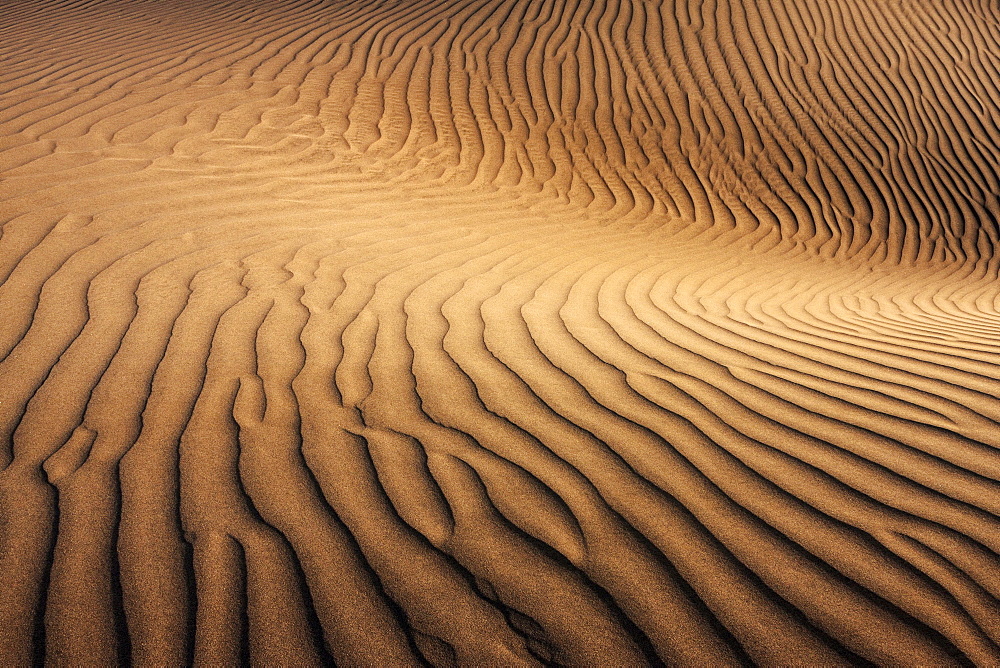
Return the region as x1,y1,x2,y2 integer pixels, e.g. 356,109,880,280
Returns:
2,0,1000,664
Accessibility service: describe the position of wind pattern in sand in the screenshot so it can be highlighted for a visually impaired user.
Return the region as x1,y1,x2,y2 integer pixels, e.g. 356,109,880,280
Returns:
2,0,1000,665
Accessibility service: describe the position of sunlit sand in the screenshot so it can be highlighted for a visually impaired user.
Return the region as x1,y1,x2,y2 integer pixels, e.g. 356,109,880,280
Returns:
2,0,1000,664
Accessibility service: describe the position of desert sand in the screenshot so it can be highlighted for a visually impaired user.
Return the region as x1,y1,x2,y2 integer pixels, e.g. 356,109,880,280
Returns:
2,0,1000,664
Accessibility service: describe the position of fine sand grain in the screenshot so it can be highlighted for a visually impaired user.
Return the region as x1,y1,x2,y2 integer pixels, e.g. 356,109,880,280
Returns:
2,0,1000,664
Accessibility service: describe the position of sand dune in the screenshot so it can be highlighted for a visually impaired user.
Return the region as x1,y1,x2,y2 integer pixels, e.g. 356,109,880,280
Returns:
2,0,1000,664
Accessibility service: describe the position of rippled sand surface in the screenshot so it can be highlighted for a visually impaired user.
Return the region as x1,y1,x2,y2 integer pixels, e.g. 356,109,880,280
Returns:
3,0,1000,664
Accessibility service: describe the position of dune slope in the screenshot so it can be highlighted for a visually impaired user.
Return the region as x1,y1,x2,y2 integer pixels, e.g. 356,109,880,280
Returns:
2,0,1000,664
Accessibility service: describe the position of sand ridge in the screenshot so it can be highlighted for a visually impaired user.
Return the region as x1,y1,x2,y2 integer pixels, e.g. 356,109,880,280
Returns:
2,0,1000,664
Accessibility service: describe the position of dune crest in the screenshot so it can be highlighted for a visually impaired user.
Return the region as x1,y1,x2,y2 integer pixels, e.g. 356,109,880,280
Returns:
2,0,1000,664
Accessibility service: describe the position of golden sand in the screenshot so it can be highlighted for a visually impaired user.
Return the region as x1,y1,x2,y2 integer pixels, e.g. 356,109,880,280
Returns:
2,0,1000,664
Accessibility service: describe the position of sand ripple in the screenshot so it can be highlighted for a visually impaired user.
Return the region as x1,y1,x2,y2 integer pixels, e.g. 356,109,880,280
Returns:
2,0,1000,664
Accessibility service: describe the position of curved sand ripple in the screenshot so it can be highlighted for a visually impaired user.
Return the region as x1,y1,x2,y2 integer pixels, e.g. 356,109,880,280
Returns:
2,0,1000,664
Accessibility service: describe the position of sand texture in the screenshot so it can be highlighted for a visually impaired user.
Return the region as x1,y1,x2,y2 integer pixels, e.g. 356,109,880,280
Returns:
3,0,1000,664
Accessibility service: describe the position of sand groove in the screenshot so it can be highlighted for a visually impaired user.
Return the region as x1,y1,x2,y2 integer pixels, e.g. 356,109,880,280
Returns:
3,0,1000,664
